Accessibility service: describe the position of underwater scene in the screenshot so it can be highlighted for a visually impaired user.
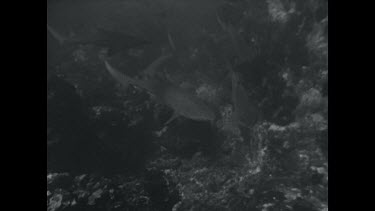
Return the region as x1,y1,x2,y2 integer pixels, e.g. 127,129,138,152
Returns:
47,0,328,210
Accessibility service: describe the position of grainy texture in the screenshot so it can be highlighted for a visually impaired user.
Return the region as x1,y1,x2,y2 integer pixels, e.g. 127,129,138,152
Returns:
47,0,328,210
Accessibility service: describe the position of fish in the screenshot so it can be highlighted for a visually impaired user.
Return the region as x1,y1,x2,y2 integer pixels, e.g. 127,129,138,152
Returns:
216,11,261,128
47,24,151,55
219,61,259,133
104,55,217,126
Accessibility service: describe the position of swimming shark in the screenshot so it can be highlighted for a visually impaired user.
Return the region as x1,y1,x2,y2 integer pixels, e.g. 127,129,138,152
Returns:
103,55,217,127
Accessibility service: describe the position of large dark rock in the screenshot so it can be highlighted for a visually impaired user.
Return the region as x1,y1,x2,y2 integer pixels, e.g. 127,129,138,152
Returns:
47,75,121,174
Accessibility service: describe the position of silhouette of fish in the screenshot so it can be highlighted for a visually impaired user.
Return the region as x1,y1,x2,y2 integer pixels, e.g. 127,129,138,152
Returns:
218,62,259,133
47,24,150,55
104,55,216,126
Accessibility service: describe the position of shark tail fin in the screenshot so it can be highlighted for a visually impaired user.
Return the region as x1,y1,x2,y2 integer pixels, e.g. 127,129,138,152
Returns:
47,24,68,46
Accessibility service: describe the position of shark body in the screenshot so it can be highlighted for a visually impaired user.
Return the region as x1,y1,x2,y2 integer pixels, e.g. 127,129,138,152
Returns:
104,56,216,125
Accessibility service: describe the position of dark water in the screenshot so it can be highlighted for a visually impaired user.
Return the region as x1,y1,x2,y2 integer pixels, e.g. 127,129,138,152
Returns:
47,0,328,210
47,0,232,173
47,0,224,66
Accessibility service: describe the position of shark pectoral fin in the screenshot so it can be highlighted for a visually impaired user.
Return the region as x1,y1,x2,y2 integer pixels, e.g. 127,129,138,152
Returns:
164,112,179,126
104,61,133,88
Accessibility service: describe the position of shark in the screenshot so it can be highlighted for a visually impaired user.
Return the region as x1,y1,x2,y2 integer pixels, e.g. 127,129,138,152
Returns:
103,55,217,127
104,54,259,138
